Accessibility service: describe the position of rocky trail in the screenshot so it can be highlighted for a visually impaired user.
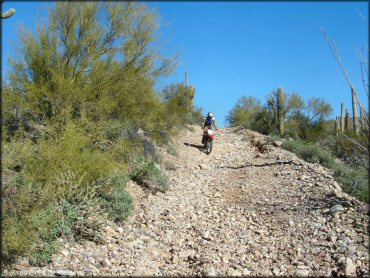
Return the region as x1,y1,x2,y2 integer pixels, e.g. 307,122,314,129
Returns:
5,127,369,277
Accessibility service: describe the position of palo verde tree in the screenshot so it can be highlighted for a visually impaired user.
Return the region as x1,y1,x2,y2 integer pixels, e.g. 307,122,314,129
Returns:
226,96,264,129
226,91,333,140
161,83,203,128
2,2,180,265
4,2,177,138
266,90,305,121
287,97,333,140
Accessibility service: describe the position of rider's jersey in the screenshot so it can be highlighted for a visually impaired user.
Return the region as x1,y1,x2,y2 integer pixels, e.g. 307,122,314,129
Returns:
204,116,216,127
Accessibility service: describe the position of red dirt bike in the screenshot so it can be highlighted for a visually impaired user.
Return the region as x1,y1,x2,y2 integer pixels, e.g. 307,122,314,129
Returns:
202,127,216,154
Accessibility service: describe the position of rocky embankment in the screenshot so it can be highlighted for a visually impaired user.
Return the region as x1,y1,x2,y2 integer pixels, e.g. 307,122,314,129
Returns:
4,127,369,277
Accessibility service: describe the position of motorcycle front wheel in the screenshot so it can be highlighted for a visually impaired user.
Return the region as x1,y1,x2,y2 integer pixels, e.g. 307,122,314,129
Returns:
206,140,213,155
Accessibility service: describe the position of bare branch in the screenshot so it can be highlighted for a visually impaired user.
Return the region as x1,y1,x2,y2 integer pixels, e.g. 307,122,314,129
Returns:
321,27,368,129
320,27,354,90
356,8,368,23
336,68,348,86
360,63,369,97
360,46,369,77
339,132,369,153
355,48,369,98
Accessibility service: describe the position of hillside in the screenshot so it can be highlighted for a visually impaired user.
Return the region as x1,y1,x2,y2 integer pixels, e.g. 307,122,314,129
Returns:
4,127,369,277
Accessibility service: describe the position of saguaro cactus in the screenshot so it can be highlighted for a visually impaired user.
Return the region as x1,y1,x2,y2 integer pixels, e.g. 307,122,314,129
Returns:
185,72,188,87
189,85,195,110
277,86,285,136
335,117,340,135
1,1,15,19
345,109,350,132
340,103,344,132
351,87,359,135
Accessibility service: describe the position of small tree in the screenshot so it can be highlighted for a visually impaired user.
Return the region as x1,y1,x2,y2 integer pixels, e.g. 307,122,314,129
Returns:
305,97,333,124
5,2,178,132
226,96,263,128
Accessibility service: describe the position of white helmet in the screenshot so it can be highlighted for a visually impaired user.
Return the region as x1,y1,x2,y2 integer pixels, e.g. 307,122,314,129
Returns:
207,112,213,118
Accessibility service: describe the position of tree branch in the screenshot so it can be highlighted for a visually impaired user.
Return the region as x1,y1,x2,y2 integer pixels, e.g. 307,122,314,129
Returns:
339,132,368,153
320,27,354,90
356,8,368,23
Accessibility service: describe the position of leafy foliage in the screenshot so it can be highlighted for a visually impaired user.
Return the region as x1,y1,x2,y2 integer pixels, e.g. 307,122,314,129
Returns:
282,139,368,202
226,92,333,140
228,90,367,203
282,139,335,168
226,96,263,129
161,83,203,128
130,158,170,193
2,1,197,266
100,176,134,222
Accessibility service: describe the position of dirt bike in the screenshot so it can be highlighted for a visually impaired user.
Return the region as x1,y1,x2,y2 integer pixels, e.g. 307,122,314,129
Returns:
202,127,215,154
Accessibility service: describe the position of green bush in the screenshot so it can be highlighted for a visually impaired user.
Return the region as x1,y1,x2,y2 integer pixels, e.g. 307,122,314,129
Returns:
1,0,200,268
100,175,134,222
1,122,117,265
167,144,179,157
319,135,369,169
130,158,170,192
3,216,38,264
282,139,335,168
29,202,77,266
2,201,77,266
282,139,368,203
332,164,368,202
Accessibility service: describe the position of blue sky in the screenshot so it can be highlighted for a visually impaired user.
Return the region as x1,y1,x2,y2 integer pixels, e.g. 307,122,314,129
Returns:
2,1,368,127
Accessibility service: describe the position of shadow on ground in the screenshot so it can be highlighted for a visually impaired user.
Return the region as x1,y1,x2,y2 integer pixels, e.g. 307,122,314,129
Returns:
184,142,205,152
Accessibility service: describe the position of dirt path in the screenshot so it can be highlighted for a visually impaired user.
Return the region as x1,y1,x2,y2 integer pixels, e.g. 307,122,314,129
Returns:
5,127,369,277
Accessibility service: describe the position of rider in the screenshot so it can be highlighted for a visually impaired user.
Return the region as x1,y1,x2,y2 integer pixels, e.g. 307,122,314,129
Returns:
202,112,218,144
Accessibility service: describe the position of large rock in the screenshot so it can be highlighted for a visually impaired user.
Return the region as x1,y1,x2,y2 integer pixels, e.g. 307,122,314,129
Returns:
100,258,112,267
342,258,357,276
55,270,76,276
329,205,344,216
202,266,216,277
273,141,283,148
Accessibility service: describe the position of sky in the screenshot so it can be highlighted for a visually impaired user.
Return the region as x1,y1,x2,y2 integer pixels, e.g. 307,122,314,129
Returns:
2,1,369,127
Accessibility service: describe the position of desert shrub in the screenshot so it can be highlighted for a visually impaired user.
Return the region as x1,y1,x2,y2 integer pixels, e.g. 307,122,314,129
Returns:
130,158,170,192
2,215,38,264
282,139,335,168
319,135,369,169
226,96,263,129
1,122,117,264
2,0,187,267
101,189,133,222
100,175,134,222
29,202,77,266
332,164,368,202
106,138,136,164
191,107,205,125
282,139,368,203
143,139,162,162
167,144,179,157
2,200,77,266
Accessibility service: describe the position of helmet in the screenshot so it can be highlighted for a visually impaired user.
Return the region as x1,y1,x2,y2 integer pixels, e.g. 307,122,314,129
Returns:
207,112,213,118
